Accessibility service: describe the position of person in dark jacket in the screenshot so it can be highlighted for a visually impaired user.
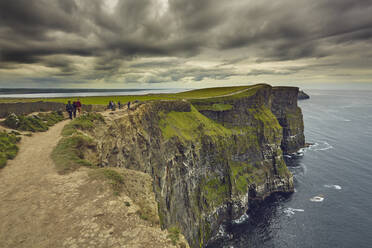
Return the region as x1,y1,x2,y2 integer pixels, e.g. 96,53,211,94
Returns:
72,101,77,118
108,101,113,110
127,101,130,110
66,101,74,120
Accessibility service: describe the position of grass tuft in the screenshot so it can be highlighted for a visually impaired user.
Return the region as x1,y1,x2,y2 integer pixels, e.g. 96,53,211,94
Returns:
167,226,181,245
62,112,105,136
2,111,64,132
0,131,21,168
51,134,96,174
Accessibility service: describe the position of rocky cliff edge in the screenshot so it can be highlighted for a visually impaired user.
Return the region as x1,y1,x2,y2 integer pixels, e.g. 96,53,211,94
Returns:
86,84,305,247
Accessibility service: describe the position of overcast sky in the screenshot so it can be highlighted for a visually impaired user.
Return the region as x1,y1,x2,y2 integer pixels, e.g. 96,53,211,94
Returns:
0,0,371,89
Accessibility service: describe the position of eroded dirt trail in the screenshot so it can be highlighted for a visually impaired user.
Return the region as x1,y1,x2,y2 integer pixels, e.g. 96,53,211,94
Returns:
0,118,182,248
0,120,70,247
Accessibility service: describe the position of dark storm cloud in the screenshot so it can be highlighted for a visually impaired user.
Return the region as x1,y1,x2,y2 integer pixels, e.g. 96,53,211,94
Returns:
0,0,372,85
0,0,80,37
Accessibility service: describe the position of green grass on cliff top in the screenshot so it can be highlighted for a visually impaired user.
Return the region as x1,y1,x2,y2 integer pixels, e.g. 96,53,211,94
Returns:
159,105,232,142
0,84,264,105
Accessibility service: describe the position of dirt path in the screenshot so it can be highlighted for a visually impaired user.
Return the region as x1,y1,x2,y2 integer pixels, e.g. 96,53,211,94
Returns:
0,119,183,248
0,120,69,247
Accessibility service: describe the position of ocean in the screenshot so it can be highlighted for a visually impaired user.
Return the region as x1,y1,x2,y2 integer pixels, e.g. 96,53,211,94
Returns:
0,88,186,98
208,89,372,248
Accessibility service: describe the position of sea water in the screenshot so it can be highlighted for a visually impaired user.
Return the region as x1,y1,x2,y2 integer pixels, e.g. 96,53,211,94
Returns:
0,88,186,98
208,89,372,248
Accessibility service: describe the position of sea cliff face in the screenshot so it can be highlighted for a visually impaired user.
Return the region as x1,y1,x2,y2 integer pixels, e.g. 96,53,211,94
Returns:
90,84,304,247
298,90,310,100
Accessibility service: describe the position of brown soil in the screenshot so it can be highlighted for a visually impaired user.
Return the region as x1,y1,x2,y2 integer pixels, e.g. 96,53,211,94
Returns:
0,119,187,248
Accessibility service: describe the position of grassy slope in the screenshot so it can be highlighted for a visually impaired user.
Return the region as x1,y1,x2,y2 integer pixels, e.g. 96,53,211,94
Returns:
0,132,21,168
159,105,231,142
0,85,261,105
2,112,65,132
52,113,104,174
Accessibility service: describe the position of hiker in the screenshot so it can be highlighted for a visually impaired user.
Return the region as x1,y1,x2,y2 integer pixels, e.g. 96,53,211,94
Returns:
108,101,113,110
118,101,121,109
127,101,130,110
72,101,77,118
76,99,82,116
66,101,74,120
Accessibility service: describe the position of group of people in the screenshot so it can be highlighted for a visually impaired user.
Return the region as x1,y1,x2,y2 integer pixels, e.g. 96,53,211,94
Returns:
65,98,132,120
108,100,130,111
65,99,82,120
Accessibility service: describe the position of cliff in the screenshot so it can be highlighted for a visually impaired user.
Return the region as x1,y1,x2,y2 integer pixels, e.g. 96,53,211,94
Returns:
86,84,304,247
298,90,310,100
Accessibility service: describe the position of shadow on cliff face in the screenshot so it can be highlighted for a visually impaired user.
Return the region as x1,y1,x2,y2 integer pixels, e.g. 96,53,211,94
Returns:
206,155,304,248
206,193,293,248
207,156,305,248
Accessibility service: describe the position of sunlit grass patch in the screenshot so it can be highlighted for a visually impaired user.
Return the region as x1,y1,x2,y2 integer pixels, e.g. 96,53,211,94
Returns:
51,134,96,174
158,105,230,142
2,111,64,132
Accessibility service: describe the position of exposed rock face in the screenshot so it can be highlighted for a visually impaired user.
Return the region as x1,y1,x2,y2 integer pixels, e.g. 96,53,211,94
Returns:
90,84,304,248
271,87,305,154
298,90,310,100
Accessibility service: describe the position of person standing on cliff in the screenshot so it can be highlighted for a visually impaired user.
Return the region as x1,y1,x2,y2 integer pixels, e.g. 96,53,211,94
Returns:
66,101,74,120
108,101,113,110
76,99,82,116
72,101,77,118
127,101,130,110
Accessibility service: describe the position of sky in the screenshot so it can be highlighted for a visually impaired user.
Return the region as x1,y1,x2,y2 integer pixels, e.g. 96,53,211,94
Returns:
0,0,372,89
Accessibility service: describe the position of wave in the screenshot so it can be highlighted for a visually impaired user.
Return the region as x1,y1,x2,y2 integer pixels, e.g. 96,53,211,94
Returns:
211,224,233,242
232,213,249,224
324,184,342,190
284,208,305,216
310,195,325,202
308,141,333,151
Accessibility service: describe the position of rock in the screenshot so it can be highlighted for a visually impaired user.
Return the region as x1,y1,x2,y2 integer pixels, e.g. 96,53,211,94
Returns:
298,90,310,100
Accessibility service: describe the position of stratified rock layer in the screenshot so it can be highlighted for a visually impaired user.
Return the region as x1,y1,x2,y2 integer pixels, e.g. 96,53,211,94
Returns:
91,84,305,248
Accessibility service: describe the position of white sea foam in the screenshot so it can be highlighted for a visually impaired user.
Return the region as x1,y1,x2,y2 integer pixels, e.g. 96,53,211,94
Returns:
310,195,325,202
301,163,307,174
232,213,249,224
309,141,333,151
324,184,342,190
284,208,305,216
213,224,233,241
216,225,227,237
